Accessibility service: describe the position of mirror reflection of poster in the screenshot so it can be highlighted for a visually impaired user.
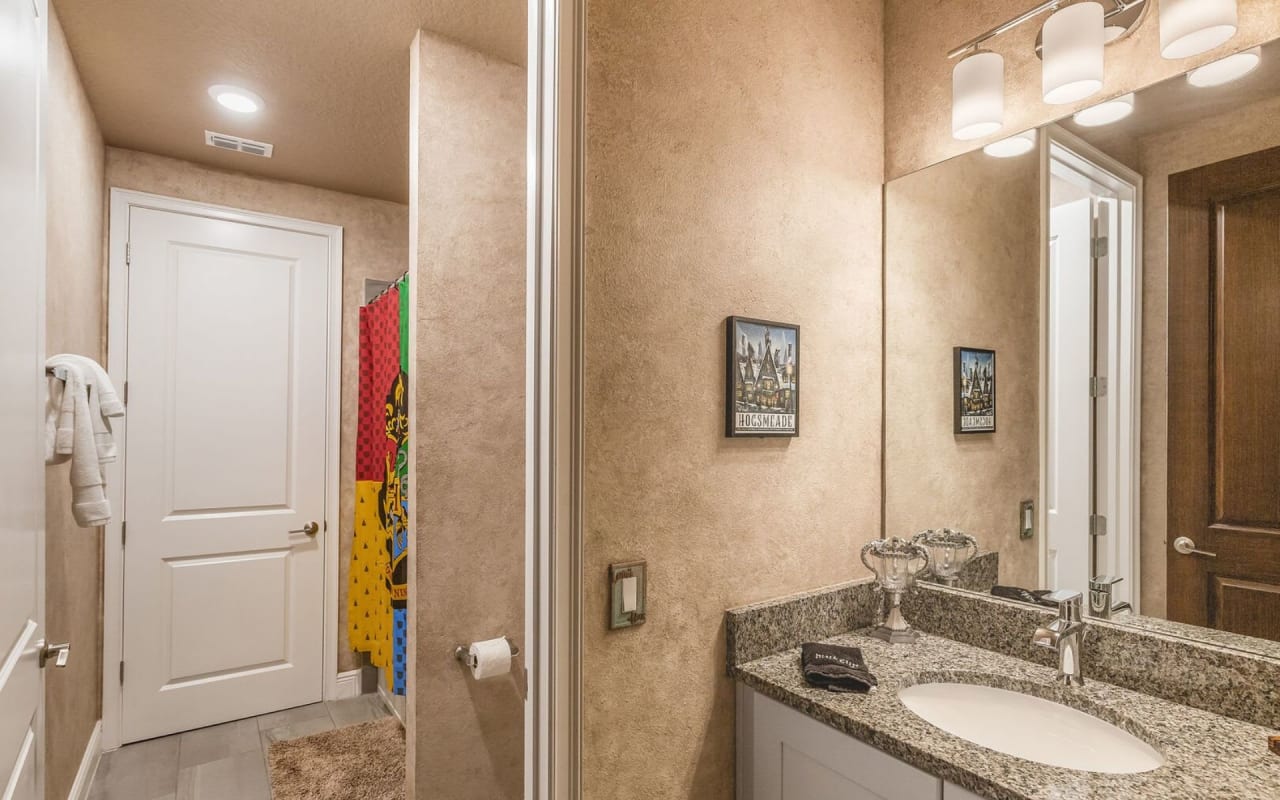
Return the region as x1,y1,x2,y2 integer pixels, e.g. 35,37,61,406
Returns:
954,347,996,434
726,316,799,437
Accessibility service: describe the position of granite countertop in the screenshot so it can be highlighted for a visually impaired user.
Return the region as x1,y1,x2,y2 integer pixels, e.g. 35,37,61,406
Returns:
735,629,1280,800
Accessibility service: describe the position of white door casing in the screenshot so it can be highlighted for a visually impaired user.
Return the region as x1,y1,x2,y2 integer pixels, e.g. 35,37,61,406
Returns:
111,196,341,744
1041,129,1143,605
0,0,47,796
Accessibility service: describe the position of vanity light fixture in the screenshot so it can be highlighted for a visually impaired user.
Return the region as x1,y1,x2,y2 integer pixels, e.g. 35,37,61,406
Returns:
1042,2,1105,104
983,130,1037,157
1159,0,1237,59
947,0,1147,136
1186,46,1261,87
952,51,1006,140
207,84,263,114
1072,92,1135,126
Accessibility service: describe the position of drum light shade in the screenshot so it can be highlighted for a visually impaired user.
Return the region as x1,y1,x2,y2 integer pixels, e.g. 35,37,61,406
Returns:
1042,2,1105,105
1073,92,1135,126
983,130,1037,158
1187,46,1260,86
952,51,1005,141
1160,0,1237,59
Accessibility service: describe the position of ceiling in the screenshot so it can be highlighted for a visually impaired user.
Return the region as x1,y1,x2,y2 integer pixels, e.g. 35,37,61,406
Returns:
1061,39,1280,160
55,0,527,204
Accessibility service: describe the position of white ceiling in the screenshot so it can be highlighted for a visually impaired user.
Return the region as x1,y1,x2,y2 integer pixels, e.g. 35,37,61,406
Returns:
55,0,527,203
1062,40,1280,161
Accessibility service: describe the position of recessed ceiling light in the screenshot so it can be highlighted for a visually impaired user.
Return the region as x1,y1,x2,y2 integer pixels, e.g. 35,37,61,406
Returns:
1187,46,1261,87
208,84,263,114
984,130,1037,158
1073,93,1135,127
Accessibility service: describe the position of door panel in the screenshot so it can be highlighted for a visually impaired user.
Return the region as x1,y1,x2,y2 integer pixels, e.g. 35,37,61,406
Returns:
0,0,45,795
1213,190,1280,527
168,247,294,513
123,206,329,742
1168,146,1280,641
1046,198,1093,591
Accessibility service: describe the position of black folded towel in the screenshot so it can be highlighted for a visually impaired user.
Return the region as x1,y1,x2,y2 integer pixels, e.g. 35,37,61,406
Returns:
992,585,1060,608
801,643,878,694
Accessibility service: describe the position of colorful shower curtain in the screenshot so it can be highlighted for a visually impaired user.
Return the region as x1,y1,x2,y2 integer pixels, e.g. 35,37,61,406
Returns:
349,276,409,695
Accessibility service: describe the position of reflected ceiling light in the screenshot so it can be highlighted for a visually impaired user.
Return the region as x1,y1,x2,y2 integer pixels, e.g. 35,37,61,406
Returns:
208,84,263,114
1186,46,1261,86
952,51,1005,140
1073,92,1135,126
1042,2,1105,105
1159,0,1237,59
984,130,1037,158
1104,25,1127,43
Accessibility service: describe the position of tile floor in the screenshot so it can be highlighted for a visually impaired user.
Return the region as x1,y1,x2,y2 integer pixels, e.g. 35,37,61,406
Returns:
88,694,393,800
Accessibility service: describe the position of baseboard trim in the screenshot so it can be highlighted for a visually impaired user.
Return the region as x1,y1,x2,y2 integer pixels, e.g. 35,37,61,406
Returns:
333,669,363,700
68,720,102,800
376,681,405,727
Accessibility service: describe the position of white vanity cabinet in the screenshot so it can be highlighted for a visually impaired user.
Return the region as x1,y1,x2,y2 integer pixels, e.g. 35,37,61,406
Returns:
737,686,988,800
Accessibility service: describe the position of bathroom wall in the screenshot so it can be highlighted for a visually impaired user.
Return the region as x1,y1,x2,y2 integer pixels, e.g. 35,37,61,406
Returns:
105,148,410,673
45,8,106,799
884,0,1280,179
581,1,884,797
1131,92,1280,617
406,31,526,800
883,151,1040,590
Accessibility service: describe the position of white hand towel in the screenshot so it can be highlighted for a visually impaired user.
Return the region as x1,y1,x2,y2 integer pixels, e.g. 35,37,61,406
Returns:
50,365,112,526
45,371,71,465
47,354,122,464
49,354,123,418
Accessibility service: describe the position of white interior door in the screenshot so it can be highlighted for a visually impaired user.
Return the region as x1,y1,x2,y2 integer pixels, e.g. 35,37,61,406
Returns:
0,0,46,796
121,206,330,742
1046,197,1093,591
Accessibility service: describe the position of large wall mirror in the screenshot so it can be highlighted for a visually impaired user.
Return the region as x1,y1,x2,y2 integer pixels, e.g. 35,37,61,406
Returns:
885,37,1280,658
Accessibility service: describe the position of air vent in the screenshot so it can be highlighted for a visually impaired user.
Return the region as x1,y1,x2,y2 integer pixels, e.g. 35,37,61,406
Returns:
204,130,274,158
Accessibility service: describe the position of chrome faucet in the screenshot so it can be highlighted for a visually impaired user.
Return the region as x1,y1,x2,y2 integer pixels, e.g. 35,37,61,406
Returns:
1088,575,1132,620
1032,590,1087,686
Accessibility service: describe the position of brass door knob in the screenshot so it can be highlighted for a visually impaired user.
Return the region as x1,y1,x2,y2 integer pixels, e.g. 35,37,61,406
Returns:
289,521,320,537
1173,536,1216,558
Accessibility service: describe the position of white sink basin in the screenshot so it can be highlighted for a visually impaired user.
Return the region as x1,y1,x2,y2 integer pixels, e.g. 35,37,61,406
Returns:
898,682,1163,774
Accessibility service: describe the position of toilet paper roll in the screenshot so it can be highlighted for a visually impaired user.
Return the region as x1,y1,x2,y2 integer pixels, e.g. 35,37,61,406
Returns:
468,637,513,680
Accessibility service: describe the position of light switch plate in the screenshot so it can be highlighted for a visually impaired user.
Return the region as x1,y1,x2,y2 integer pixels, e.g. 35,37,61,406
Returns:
1019,499,1035,540
609,561,647,630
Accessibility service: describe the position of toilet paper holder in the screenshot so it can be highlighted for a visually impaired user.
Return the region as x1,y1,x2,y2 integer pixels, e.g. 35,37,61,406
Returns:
453,637,521,668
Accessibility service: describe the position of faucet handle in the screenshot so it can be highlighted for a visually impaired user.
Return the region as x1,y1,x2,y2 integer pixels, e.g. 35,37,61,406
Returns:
1042,589,1083,621
1088,574,1122,590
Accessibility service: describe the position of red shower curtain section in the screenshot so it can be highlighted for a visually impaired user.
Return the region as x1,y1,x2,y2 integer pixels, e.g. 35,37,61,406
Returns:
348,286,401,691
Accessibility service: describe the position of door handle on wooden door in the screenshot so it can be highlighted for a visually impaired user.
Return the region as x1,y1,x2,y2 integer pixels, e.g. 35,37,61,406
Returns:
1173,536,1217,558
38,641,71,669
288,521,320,537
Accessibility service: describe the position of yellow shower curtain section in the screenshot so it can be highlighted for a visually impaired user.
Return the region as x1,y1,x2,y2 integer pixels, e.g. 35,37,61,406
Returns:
349,482,392,671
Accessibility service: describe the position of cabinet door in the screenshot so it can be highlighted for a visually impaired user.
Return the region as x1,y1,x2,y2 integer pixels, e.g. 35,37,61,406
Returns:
944,783,987,800
739,686,941,800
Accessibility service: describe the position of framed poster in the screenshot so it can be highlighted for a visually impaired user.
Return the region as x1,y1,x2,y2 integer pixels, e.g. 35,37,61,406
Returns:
954,347,996,434
726,316,799,437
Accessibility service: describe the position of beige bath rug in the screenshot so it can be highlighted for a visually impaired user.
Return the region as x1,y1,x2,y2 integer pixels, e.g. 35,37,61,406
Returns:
268,717,405,800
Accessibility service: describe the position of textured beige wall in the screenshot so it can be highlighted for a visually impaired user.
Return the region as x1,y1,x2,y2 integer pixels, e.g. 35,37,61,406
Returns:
1132,93,1280,618
883,149,1040,590
407,31,525,800
106,148,409,672
581,1,884,797
44,9,105,799
885,0,1280,179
